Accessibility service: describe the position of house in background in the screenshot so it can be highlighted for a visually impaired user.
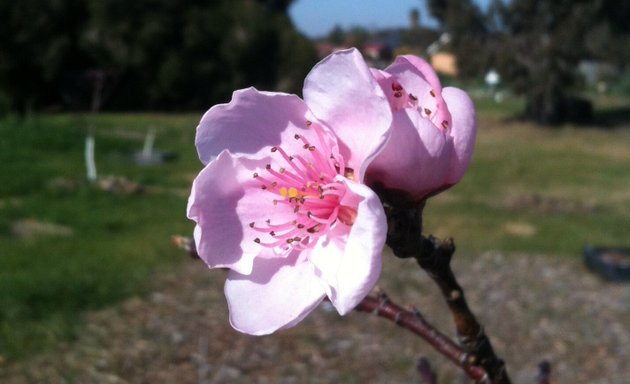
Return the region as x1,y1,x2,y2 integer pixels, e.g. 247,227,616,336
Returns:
430,51,458,77
578,60,621,93
313,9,459,76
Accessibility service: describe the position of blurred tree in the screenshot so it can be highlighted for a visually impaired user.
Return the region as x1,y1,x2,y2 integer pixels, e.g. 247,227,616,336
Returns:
586,0,630,65
0,0,316,113
429,0,630,124
491,0,627,124
347,26,371,50
426,0,491,79
398,6,439,52
0,0,91,114
84,0,317,110
493,1,593,124
327,25,346,46
324,25,371,51
256,0,294,13
399,26,439,52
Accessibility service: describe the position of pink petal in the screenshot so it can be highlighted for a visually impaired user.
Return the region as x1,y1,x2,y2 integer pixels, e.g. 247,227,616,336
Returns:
366,110,451,199
308,177,386,315
385,55,451,128
442,87,477,185
225,251,326,335
187,150,290,275
388,55,443,94
303,48,392,180
370,68,389,82
195,87,316,165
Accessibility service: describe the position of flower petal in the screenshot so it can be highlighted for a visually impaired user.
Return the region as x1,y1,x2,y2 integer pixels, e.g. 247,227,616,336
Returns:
303,48,392,180
385,55,451,127
442,87,477,186
366,110,451,199
308,177,386,315
187,150,288,275
195,87,315,165
225,251,326,335
387,55,443,94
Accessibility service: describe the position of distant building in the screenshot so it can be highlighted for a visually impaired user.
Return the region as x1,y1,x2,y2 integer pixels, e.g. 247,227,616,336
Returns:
363,42,383,60
313,10,460,77
430,52,458,77
363,42,393,67
395,32,458,77
578,60,619,88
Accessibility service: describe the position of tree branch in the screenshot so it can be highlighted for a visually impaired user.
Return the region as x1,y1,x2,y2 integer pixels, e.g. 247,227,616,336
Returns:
174,192,512,384
383,203,511,384
415,236,511,384
356,293,488,382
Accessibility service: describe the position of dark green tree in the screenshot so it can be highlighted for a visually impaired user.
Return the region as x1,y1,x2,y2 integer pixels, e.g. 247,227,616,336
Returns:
586,0,630,65
491,0,602,124
84,0,317,110
327,25,346,46
256,0,294,13
429,0,630,124
0,0,316,113
426,0,491,79
0,0,91,113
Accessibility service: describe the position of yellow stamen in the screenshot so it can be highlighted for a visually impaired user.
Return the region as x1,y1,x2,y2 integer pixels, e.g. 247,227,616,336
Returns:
280,186,299,199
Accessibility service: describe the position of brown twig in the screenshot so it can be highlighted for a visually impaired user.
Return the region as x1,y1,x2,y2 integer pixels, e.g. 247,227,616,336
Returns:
174,193,512,384
537,360,552,384
418,236,510,383
356,294,487,382
175,235,487,380
172,235,198,258
416,357,438,384
379,197,511,384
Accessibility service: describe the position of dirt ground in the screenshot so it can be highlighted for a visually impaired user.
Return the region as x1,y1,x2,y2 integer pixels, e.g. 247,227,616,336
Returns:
1,250,628,384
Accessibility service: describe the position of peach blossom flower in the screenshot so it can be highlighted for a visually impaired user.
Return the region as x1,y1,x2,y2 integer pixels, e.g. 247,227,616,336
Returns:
188,49,390,335
305,52,476,202
366,55,476,201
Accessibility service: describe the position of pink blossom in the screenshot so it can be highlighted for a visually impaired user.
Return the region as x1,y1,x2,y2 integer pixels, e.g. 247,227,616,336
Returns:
307,53,476,202
187,49,391,335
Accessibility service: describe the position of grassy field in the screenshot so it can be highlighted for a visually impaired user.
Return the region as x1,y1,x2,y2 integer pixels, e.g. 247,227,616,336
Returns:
425,96,630,256
1,96,629,361
0,113,201,359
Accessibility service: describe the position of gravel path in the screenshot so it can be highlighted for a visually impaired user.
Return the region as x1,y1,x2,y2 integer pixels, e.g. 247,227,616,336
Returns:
1,251,628,383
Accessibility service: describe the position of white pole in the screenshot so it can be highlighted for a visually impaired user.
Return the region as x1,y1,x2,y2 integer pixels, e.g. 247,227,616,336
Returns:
142,128,156,158
85,134,97,182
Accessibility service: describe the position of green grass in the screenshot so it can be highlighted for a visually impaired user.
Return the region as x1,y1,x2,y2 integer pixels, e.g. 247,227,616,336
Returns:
424,95,630,256
1,96,630,361
0,113,201,360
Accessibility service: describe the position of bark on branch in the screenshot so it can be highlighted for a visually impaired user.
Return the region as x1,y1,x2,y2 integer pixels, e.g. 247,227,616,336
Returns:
383,202,511,384
356,293,488,382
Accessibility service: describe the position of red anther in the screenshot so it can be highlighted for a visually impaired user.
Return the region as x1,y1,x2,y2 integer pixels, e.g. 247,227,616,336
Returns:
391,81,403,91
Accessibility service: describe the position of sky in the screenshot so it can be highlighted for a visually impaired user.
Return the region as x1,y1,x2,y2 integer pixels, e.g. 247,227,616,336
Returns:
289,0,491,38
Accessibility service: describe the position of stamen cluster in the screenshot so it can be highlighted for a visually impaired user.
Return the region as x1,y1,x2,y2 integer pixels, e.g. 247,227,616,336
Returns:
250,121,356,254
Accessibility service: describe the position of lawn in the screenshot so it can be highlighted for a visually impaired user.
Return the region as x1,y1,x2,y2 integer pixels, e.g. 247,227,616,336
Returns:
1,95,629,361
424,97,630,256
0,113,201,359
